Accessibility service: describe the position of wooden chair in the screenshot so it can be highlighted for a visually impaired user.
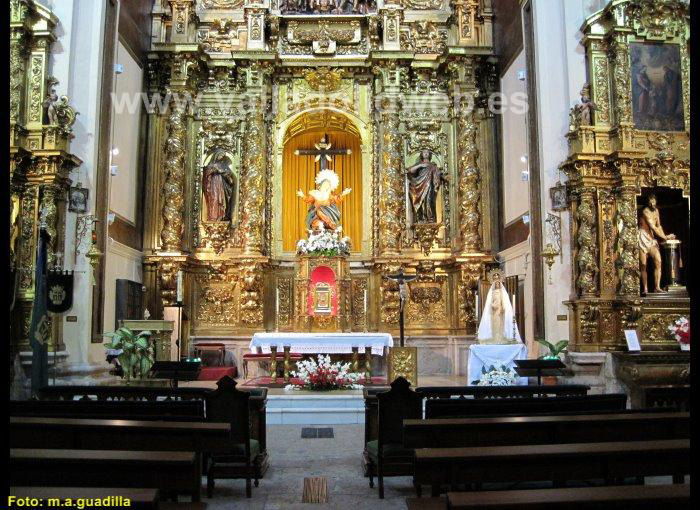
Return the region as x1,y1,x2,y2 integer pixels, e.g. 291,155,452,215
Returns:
364,377,422,499
204,376,257,498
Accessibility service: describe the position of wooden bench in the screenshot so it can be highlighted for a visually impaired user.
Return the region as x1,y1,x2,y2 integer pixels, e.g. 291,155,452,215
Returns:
10,399,205,421
10,487,159,510
415,385,590,399
403,411,690,449
10,416,232,500
363,386,592,445
407,485,691,510
445,485,691,509
10,449,199,501
414,439,690,496
424,394,628,419
34,381,270,480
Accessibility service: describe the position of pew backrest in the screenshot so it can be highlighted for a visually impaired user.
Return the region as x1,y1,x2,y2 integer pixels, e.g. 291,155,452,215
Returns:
415,385,590,400
424,393,627,418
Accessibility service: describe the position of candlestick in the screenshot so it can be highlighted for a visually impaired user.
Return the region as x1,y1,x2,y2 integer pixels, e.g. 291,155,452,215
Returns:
176,270,184,304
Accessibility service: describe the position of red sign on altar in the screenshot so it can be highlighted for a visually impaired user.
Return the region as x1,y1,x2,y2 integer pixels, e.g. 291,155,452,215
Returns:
308,265,338,316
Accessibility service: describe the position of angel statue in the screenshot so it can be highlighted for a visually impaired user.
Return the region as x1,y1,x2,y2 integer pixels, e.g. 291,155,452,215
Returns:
297,169,351,232
477,270,521,345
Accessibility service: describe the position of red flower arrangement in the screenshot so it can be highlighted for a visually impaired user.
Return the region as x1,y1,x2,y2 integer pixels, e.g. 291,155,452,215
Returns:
668,317,689,349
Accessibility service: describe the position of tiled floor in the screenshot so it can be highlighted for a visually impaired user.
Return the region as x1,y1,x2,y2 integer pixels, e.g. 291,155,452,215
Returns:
201,424,412,509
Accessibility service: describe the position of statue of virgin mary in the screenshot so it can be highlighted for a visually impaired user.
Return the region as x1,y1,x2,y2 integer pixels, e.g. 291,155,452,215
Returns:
477,273,521,344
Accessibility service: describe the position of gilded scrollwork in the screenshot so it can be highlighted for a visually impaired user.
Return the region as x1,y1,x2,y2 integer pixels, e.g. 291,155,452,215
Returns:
638,313,683,343
351,277,368,331
378,97,403,255
609,40,632,125
160,96,188,252
615,185,640,297
239,259,264,326
277,276,293,328
239,103,266,254
574,189,598,297
407,21,446,54
598,189,617,294
456,99,481,252
592,56,611,125
377,261,402,325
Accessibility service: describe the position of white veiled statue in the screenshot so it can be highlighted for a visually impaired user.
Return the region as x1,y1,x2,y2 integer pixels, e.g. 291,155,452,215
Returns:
477,276,521,344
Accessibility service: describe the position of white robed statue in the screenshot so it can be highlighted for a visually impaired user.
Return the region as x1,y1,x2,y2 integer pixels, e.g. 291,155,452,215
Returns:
477,271,521,344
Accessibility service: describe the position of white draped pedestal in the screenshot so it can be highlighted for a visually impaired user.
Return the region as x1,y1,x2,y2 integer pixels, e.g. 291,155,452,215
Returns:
468,343,528,385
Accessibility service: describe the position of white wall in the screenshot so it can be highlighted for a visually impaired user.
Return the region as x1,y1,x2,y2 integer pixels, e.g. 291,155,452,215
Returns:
500,49,530,225
52,0,107,364
109,40,143,224
530,0,588,350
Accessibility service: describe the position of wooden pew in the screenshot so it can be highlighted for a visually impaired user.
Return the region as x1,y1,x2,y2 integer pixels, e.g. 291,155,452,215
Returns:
424,394,627,419
10,416,231,501
10,399,204,421
10,487,159,510
403,411,690,449
414,439,690,496
415,385,590,399
445,485,691,509
10,449,199,502
363,385,592,444
34,382,270,480
406,485,691,510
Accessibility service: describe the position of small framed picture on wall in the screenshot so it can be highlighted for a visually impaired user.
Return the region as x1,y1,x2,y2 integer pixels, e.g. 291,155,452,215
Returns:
549,182,568,212
68,185,89,214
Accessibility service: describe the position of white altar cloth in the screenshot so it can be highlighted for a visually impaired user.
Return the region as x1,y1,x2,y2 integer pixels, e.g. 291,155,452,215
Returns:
468,343,528,386
250,332,393,356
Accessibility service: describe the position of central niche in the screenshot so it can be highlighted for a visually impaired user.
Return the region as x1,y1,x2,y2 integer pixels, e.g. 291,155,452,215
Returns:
281,113,363,253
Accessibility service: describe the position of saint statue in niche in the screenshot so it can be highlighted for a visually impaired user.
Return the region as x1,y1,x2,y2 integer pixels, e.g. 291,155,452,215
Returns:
297,169,351,231
202,150,236,222
406,150,449,224
477,271,521,345
638,193,675,294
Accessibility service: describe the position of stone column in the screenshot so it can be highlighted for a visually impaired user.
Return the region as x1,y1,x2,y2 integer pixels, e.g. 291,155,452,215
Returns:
574,187,599,298
160,95,188,252
378,97,403,255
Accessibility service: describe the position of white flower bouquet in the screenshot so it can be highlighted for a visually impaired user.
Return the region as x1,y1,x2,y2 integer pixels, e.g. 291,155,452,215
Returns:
472,364,517,386
285,354,363,391
668,316,689,350
296,226,350,257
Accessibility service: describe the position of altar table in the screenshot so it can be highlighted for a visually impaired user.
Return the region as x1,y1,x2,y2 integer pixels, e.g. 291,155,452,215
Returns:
249,332,393,382
468,343,528,386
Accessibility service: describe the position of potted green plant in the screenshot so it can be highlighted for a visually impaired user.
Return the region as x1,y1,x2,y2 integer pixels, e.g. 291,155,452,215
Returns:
535,338,569,385
536,338,569,360
103,326,154,382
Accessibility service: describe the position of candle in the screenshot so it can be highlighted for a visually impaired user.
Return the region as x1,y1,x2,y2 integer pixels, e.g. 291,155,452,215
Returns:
475,291,480,322
176,270,184,304
512,292,516,313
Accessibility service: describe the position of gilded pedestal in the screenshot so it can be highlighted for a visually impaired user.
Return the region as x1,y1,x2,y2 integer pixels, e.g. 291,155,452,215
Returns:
387,346,418,387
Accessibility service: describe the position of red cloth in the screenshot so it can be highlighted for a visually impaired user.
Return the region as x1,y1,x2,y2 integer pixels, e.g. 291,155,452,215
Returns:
197,366,237,381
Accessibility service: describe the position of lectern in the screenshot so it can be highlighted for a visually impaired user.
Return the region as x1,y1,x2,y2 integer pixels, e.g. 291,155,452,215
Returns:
119,319,174,361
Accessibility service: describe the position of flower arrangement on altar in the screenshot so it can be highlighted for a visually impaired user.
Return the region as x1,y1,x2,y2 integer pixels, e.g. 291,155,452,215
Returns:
296,225,351,257
472,364,518,386
285,354,363,391
668,317,690,350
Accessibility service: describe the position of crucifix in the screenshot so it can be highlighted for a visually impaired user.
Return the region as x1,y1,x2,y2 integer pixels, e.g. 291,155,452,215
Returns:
385,268,418,347
294,134,352,171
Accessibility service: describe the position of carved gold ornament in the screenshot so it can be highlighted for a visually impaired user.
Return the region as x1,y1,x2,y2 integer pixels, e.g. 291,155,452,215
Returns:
200,0,244,8
388,346,418,387
303,68,343,93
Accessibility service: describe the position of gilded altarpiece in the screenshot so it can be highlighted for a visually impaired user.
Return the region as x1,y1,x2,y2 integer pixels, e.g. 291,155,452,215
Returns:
141,0,498,346
9,0,81,358
562,0,689,352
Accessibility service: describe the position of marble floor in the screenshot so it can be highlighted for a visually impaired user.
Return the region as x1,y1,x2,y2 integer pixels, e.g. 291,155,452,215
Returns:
199,423,413,510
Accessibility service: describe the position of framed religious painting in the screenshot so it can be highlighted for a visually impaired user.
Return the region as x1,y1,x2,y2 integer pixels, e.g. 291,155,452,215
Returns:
549,182,568,212
630,43,685,132
68,185,89,213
